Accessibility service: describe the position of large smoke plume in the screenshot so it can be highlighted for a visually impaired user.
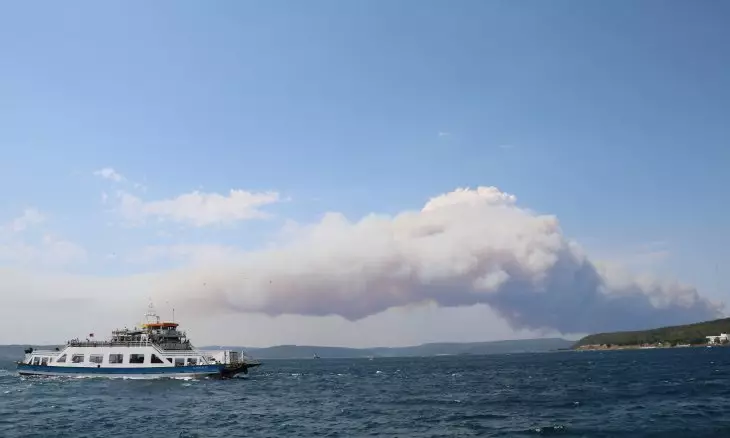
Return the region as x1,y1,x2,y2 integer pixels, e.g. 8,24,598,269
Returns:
157,187,722,334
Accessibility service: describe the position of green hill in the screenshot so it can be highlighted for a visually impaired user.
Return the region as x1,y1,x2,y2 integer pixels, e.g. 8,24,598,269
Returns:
1,338,574,363
202,338,573,359
370,338,573,357
573,317,730,348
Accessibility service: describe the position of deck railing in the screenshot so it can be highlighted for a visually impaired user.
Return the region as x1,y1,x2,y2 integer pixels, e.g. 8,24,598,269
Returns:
66,340,193,349
42,342,261,367
25,349,59,356
63,341,215,365
67,340,157,348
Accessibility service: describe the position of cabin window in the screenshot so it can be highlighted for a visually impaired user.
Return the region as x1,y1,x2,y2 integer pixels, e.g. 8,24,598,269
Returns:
129,354,145,364
174,358,185,367
151,354,164,364
41,357,48,366
71,354,85,363
90,354,103,364
109,354,124,364
57,354,67,363
167,358,173,363
32,357,40,365
186,358,197,366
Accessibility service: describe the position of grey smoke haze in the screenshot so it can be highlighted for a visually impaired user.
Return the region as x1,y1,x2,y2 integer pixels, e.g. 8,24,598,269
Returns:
157,187,722,334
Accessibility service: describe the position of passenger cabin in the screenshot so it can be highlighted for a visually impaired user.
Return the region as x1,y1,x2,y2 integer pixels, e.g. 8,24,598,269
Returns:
20,302,252,370
22,346,212,368
21,318,214,367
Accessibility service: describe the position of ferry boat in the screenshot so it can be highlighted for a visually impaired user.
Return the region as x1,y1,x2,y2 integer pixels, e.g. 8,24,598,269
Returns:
16,302,261,379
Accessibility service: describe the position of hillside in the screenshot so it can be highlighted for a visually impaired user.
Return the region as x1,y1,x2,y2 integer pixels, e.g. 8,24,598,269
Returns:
0,338,573,363
202,338,573,359
573,317,730,348
370,338,573,357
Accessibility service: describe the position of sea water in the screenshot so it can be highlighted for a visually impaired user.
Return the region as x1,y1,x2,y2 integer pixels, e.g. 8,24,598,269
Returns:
2,348,730,437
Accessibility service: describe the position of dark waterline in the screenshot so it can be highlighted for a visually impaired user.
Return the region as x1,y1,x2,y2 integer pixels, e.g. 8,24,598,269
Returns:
2,348,730,437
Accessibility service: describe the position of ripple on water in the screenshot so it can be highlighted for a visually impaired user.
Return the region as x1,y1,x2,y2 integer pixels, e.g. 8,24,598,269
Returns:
3,349,730,437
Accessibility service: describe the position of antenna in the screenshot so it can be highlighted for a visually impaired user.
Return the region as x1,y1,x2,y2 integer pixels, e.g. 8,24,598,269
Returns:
144,298,160,324
165,300,175,323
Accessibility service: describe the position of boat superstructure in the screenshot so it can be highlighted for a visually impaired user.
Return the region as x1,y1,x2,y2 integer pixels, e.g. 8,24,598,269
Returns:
16,302,261,379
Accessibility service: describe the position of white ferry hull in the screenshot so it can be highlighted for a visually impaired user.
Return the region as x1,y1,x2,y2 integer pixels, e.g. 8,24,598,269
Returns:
17,301,262,380
17,363,229,379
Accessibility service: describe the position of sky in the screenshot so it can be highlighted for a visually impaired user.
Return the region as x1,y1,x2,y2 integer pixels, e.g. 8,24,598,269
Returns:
0,1,728,347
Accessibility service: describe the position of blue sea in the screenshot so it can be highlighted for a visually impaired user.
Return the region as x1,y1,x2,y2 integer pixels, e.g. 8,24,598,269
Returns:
2,348,730,437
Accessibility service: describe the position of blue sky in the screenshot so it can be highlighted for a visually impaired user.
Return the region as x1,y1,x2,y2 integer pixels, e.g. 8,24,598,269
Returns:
0,1,728,345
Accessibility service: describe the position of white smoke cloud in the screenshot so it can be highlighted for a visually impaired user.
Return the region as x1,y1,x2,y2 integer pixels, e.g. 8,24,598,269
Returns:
148,186,722,334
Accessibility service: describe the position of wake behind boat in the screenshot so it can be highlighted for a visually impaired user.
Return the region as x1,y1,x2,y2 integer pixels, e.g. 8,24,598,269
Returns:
16,302,261,379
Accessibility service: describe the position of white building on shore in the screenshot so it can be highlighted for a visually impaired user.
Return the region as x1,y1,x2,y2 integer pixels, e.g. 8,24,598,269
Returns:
706,333,729,344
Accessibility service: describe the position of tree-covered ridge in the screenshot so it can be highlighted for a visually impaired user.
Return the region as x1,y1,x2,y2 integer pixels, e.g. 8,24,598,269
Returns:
0,338,575,362
573,317,730,348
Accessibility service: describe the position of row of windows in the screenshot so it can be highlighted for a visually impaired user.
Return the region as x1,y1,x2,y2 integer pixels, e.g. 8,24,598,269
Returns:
32,353,201,366
34,357,51,366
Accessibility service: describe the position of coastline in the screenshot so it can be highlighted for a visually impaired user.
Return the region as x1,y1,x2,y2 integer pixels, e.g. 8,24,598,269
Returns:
574,343,724,351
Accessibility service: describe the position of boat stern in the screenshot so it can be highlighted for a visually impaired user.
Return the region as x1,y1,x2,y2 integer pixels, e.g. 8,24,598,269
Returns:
202,349,262,378
219,360,261,378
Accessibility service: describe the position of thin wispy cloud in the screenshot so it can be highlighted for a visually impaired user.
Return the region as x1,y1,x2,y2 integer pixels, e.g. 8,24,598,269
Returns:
113,188,282,227
6,209,45,233
0,210,86,266
624,240,672,267
438,131,450,137
93,167,126,183
94,167,147,193
585,239,673,271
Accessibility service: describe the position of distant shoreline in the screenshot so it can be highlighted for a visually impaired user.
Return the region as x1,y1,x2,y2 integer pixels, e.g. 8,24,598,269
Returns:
572,317,730,350
574,344,720,351
0,338,575,361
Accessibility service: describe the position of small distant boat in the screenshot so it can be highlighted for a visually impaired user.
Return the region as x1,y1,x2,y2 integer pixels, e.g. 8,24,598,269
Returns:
313,353,320,359
16,301,261,379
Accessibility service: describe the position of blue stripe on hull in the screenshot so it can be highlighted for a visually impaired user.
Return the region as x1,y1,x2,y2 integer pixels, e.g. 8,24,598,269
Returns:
17,363,223,376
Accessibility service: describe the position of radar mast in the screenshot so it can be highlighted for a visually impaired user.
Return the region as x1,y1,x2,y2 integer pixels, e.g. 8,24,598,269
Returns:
144,299,161,325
